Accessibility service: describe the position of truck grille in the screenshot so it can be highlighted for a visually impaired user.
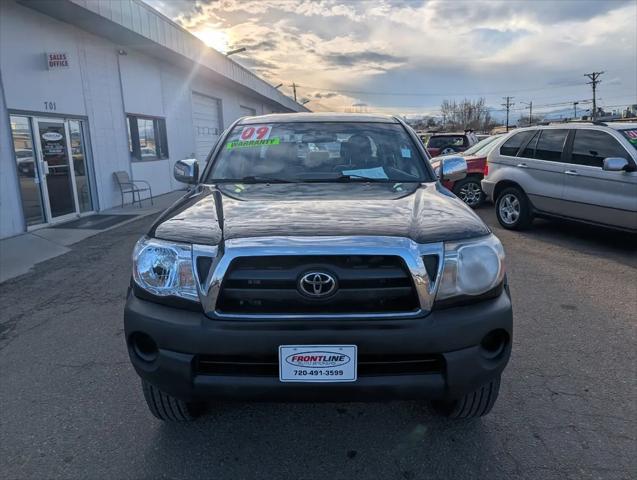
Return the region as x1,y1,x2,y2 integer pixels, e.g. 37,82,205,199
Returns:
215,255,419,315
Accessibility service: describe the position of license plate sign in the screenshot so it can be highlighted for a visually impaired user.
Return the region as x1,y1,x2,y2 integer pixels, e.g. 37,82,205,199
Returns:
279,345,357,382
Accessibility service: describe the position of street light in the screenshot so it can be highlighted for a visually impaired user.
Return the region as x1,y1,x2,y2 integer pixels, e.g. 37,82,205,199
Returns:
226,47,246,56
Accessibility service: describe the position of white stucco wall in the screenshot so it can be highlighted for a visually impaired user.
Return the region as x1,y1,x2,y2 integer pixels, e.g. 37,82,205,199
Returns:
0,0,86,117
75,30,132,212
160,64,199,191
0,0,295,239
119,52,165,118
0,72,25,239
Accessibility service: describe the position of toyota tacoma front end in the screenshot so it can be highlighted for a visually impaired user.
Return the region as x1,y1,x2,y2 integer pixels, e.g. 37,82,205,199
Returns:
124,113,512,421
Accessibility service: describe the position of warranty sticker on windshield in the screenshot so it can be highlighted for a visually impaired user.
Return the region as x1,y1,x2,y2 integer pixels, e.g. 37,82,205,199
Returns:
227,138,280,149
240,125,272,140
623,129,637,145
279,345,357,382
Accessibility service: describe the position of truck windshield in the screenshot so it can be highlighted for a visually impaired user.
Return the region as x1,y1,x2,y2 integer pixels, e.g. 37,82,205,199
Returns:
206,122,431,183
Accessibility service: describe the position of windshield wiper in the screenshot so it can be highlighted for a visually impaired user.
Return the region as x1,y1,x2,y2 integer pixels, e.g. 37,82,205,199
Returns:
300,175,393,183
211,176,296,184
212,175,399,184
332,174,391,182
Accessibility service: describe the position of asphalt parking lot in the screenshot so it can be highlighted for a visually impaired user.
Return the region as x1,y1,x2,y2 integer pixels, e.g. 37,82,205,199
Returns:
1,207,635,480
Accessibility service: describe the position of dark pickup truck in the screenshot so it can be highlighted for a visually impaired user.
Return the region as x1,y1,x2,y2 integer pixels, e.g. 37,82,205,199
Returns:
125,113,512,421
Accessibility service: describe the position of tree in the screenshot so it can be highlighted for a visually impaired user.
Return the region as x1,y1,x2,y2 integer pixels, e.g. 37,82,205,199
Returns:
426,117,438,128
440,98,496,132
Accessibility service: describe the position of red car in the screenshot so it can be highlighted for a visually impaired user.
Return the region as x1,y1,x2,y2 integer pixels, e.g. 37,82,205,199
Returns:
430,134,503,208
425,131,479,156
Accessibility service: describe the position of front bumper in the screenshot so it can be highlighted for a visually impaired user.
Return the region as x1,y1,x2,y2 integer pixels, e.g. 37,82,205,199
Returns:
124,289,513,402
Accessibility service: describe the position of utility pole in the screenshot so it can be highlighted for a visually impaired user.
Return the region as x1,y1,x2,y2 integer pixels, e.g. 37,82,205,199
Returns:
584,71,604,120
521,101,532,125
573,101,579,119
292,82,297,102
502,96,514,131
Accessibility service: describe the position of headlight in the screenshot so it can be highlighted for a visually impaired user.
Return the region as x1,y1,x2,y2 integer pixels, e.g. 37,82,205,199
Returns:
133,236,198,301
436,234,505,301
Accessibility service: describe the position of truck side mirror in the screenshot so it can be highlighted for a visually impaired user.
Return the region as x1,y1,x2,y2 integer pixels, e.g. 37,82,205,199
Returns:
174,159,199,184
441,156,467,182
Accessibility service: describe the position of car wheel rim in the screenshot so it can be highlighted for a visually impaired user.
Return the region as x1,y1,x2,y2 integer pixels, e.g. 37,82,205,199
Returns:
458,182,482,207
499,194,520,224
441,148,454,154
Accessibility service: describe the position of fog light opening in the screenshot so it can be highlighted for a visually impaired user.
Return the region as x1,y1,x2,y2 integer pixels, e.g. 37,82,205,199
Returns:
480,329,508,359
131,332,158,363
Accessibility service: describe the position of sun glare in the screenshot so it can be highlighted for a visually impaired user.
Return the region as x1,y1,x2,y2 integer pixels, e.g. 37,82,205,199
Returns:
194,28,230,53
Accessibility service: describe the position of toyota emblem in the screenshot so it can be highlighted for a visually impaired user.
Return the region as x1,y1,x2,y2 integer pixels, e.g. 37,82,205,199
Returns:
298,272,337,298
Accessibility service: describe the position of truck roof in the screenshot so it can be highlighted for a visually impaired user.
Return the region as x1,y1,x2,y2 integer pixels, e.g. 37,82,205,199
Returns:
239,112,400,124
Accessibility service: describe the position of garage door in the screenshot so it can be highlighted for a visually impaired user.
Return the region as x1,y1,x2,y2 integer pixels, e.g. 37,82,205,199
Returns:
192,92,222,164
240,105,257,117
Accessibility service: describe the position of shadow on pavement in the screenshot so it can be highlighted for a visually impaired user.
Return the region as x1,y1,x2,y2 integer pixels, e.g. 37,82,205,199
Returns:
476,205,637,264
528,217,635,251
141,401,508,479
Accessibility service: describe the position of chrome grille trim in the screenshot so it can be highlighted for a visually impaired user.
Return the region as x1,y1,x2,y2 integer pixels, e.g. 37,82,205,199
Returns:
194,236,444,319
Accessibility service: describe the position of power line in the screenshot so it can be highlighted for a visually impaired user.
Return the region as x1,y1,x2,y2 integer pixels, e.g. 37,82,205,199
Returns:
512,94,635,112
316,93,635,118
291,81,587,98
520,101,532,124
584,71,604,120
405,95,633,114
509,99,592,112
501,96,515,131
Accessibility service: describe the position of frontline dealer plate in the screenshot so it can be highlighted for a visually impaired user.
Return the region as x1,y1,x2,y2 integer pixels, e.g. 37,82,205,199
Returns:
279,345,357,383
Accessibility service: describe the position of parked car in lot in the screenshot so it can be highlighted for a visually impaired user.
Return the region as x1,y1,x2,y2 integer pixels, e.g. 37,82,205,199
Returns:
426,131,478,156
125,113,512,422
430,134,503,208
482,122,637,231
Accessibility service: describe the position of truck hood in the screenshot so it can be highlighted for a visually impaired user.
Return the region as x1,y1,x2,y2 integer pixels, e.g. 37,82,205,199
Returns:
151,182,490,246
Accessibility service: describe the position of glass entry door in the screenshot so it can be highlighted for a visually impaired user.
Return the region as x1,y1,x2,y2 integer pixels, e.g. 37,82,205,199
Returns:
11,115,94,228
33,119,79,221
10,116,46,226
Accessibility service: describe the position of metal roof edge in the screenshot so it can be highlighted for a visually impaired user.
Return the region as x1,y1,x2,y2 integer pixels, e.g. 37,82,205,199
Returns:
16,0,309,112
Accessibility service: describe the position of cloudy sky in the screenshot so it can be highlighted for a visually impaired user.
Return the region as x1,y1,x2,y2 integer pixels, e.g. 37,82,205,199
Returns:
146,0,637,119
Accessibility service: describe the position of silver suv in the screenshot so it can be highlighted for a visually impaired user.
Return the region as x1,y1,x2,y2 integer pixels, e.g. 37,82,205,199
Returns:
481,123,637,231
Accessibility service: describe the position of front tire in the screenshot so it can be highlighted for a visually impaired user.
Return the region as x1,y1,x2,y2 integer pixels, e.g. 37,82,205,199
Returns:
433,376,501,419
495,186,533,230
142,380,202,422
453,177,484,209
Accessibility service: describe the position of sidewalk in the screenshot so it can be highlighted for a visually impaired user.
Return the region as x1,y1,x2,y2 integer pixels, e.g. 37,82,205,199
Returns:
0,190,184,283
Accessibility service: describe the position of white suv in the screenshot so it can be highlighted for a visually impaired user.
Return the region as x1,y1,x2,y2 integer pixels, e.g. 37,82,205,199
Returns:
481,122,637,231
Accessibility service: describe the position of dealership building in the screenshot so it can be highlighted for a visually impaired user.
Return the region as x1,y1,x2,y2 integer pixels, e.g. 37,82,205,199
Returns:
0,0,305,239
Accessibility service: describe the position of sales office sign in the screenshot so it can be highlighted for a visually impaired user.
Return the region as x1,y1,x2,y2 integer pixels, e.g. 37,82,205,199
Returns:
46,52,69,70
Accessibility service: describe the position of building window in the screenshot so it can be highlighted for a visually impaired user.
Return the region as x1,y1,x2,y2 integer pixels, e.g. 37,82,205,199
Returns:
127,115,169,161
